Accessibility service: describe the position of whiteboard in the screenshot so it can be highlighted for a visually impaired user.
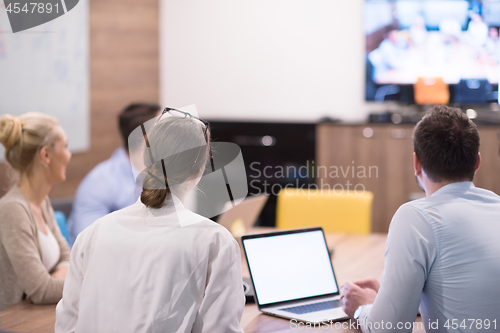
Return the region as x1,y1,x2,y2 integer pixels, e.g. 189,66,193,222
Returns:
160,0,366,123
0,0,89,158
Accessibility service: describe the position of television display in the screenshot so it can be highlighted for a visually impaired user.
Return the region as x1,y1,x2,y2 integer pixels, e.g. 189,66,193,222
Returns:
365,0,499,104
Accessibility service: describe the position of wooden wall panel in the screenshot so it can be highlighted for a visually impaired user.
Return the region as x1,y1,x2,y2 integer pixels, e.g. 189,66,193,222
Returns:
381,126,420,231
49,0,159,198
474,127,500,192
352,126,385,232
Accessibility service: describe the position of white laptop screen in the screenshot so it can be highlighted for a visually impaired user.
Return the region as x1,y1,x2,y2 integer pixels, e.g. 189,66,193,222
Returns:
243,229,339,306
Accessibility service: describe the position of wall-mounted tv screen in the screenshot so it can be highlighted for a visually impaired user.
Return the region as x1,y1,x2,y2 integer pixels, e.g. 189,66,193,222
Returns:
365,0,499,104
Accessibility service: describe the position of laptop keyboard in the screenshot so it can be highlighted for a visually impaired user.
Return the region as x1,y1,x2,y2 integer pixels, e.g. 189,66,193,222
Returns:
280,299,341,315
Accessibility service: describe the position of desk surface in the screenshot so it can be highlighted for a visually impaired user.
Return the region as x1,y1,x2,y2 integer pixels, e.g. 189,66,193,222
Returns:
0,230,424,333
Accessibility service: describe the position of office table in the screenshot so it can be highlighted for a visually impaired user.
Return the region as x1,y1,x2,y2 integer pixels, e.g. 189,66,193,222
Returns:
0,230,424,332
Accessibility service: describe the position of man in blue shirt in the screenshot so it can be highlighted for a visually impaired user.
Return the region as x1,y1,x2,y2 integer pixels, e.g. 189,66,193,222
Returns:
68,103,160,244
342,106,500,332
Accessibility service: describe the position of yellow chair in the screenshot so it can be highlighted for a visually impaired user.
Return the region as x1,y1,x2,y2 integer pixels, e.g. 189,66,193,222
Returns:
276,188,373,234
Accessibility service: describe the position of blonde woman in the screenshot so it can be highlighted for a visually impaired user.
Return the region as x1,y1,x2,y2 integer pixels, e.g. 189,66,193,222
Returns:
0,113,71,310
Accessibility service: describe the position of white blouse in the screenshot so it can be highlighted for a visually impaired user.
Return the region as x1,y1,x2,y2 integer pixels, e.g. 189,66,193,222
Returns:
37,227,60,272
55,196,245,333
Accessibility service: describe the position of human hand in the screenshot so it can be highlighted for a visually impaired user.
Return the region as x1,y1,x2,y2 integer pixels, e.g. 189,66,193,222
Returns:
352,277,380,292
51,266,68,279
341,282,377,319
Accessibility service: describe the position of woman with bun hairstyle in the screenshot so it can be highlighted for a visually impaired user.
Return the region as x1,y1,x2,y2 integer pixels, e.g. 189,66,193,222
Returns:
55,109,245,333
0,113,71,310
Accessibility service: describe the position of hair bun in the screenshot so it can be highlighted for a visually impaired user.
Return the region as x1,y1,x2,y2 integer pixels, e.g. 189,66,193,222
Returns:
0,114,23,150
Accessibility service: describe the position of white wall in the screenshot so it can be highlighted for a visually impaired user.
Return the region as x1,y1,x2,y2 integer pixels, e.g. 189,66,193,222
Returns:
160,0,366,122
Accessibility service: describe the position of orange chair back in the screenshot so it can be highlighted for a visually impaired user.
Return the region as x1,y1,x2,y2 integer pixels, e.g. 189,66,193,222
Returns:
414,77,450,105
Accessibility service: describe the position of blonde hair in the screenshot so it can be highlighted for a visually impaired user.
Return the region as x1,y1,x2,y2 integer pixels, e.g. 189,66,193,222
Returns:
0,112,60,174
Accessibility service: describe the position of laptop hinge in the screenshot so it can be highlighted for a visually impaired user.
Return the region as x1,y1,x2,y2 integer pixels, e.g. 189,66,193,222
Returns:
259,294,339,310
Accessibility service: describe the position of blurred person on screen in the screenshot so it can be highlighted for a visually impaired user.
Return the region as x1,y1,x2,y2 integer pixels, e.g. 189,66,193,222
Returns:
468,13,488,47
0,113,71,310
485,26,500,64
67,103,160,244
409,16,427,47
439,13,462,43
368,30,408,82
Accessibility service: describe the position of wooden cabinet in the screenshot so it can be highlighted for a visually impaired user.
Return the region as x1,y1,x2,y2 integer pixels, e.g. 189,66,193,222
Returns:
317,124,500,233
473,128,500,193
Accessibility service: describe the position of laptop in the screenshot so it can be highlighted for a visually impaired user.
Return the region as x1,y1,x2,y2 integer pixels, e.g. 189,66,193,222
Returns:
241,227,349,323
217,194,269,238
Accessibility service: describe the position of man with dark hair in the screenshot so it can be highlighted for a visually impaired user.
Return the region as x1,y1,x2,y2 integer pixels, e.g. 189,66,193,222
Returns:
342,106,500,332
68,103,160,244
413,104,480,184
118,103,161,150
